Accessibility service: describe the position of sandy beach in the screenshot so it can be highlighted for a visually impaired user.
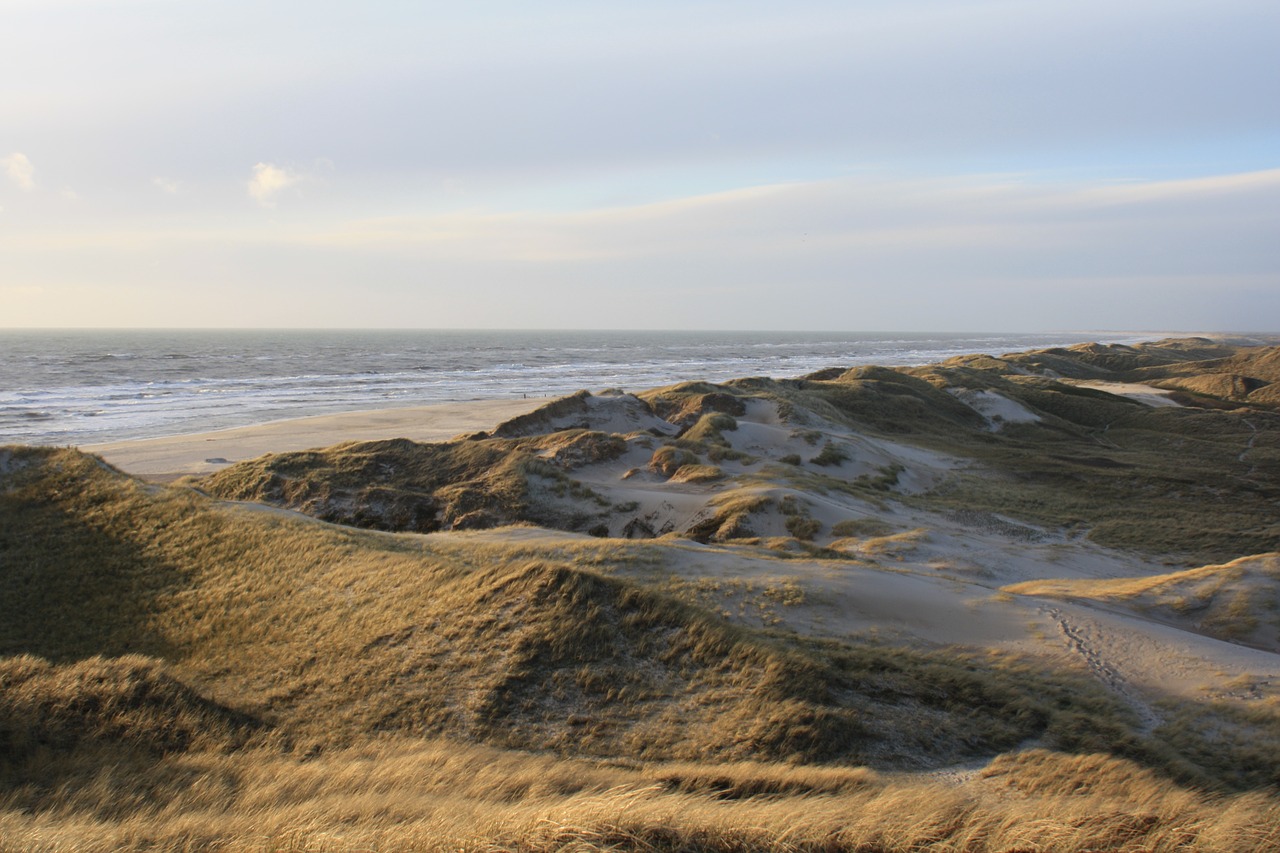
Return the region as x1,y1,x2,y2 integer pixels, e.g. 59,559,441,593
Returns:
81,398,543,481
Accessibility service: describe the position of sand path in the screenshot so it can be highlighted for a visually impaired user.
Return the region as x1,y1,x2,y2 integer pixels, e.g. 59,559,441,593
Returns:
1042,605,1164,731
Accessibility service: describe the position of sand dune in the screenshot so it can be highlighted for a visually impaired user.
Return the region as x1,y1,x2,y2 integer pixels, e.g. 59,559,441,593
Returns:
8,337,1280,848
185,340,1280,742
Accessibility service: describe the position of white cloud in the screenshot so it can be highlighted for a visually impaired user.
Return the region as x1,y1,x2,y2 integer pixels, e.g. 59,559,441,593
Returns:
5,165,1276,330
251,168,1279,309
3,153,36,191
154,177,180,194
247,162,300,206
1067,169,1280,208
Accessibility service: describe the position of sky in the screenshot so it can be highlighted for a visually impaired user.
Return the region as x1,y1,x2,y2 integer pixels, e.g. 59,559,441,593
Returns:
2,0,1277,331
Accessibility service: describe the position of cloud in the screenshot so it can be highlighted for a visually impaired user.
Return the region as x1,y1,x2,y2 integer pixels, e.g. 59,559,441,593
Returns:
3,153,36,191
247,162,301,206
5,165,1275,330
266,168,1280,305
153,177,180,194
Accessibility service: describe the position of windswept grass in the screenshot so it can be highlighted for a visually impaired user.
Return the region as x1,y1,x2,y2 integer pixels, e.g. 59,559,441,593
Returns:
1,740,1278,852
682,412,740,446
638,383,747,429
0,654,264,766
6,446,1244,782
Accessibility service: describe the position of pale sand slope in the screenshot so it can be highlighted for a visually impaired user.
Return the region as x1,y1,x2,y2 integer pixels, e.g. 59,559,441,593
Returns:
81,399,542,481
105,384,1277,733
1064,379,1183,408
413,391,1277,730
434,523,1280,735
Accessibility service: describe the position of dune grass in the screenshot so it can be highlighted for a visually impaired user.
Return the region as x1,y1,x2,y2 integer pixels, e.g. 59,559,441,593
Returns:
2,441,1271,786
903,393,1280,561
2,739,1279,852
7,448,1262,780
3,446,1138,770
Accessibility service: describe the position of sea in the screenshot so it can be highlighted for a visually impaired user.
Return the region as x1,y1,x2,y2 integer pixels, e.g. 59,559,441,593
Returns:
0,329,1171,447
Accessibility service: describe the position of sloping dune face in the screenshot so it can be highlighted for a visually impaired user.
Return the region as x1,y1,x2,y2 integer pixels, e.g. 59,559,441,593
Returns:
2,445,1131,769
1007,554,1280,652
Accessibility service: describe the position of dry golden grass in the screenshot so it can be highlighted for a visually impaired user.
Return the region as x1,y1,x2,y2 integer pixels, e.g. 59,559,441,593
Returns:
638,383,747,429
0,654,265,763
5,447,1115,770
681,411,740,446
2,740,1278,852
669,463,724,484
829,527,931,560
685,491,773,541
5,445,1273,788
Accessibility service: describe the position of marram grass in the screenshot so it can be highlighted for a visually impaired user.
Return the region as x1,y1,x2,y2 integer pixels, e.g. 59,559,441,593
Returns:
1,741,1278,852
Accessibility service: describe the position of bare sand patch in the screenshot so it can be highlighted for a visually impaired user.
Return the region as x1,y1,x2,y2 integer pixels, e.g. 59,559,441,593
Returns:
1067,380,1183,407
948,388,1042,429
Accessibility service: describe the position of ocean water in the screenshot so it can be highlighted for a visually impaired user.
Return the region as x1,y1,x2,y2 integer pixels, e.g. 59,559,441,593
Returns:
0,329,1163,446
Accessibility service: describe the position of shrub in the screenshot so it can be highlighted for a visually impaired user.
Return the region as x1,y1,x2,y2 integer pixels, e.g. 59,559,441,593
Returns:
810,442,850,467
785,515,822,540
831,518,895,538
649,445,700,477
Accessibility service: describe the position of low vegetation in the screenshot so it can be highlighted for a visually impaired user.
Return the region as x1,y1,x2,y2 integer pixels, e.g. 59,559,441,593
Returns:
4,447,1139,769
2,740,1279,852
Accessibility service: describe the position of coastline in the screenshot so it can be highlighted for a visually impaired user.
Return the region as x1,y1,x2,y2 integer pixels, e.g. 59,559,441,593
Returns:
80,398,544,482
5,330,1179,449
